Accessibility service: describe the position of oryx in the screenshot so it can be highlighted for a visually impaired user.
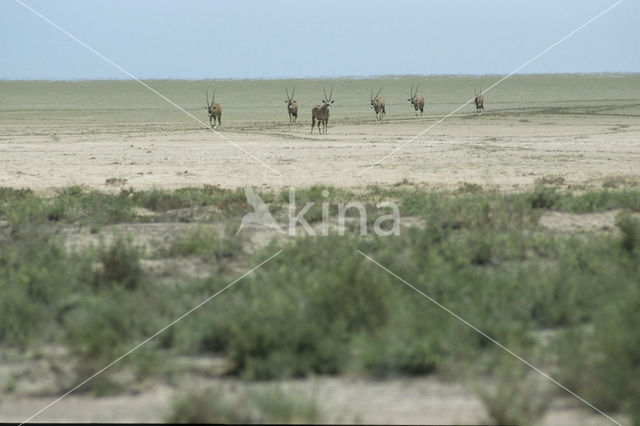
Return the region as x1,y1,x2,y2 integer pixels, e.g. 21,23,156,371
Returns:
205,89,222,128
474,89,484,115
370,88,385,121
311,85,335,134
285,85,298,124
407,83,425,117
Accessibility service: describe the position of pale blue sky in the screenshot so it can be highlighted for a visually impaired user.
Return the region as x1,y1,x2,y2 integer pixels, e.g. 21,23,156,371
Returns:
1,0,638,80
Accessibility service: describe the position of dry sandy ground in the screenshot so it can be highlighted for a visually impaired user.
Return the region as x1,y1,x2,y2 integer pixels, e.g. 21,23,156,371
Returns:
1,109,639,193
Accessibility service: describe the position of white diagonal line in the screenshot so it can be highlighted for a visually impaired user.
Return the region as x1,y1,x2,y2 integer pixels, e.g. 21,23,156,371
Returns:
20,249,283,425
357,0,625,176
14,0,283,177
356,249,622,426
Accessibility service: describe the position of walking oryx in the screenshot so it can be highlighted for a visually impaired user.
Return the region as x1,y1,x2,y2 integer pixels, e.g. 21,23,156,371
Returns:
407,83,425,117
285,85,298,124
205,89,222,128
370,88,385,121
311,85,334,134
474,89,484,115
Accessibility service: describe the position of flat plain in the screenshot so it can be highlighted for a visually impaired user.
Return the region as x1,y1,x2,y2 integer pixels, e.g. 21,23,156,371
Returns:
1,74,639,424
1,74,639,191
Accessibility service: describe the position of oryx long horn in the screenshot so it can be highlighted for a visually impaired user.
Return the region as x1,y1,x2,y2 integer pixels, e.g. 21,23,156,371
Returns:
206,89,210,108
410,83,414,98
370,88,373,101
291,84,295,99
375,88,382,99
286,86,290,101
329,84,334,101
212,89,215,103
323,87,328,102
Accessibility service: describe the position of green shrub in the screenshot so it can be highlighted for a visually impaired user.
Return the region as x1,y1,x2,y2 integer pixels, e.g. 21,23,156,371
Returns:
554,277,640,414
475,355,553,425
132,186,246,214
163,225,242,261
204,236,398,379
529,186,560,209
92,238,144,290
0,226,89,345
616,211,640,253
167,386,319,424
62,285,169,394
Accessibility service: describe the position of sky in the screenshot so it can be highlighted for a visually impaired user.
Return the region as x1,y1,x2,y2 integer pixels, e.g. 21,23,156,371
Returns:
1,0,638,80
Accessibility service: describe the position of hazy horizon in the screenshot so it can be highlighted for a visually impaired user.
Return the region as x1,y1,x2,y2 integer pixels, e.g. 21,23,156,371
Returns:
2,71,639,83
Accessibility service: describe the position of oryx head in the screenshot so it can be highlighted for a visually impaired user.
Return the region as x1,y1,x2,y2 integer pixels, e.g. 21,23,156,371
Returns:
322,84,335,109
285,85,295,107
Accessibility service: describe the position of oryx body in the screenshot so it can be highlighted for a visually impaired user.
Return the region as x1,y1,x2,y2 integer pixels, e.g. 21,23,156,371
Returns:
205,89,222,128
474,89,484,115
311,86,335,134
370,88,385,121
285,86,298,124
408,83,425,117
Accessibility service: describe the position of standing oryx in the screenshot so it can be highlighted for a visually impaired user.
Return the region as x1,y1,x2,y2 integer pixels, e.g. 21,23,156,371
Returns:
370,88,385,121
474,89,484,115
311,85,335,134
205,89,222,128
407,83,425,117
285,85,298,124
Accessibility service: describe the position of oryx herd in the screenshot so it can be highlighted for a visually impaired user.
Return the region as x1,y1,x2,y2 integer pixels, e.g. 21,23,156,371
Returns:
204,84,486,134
